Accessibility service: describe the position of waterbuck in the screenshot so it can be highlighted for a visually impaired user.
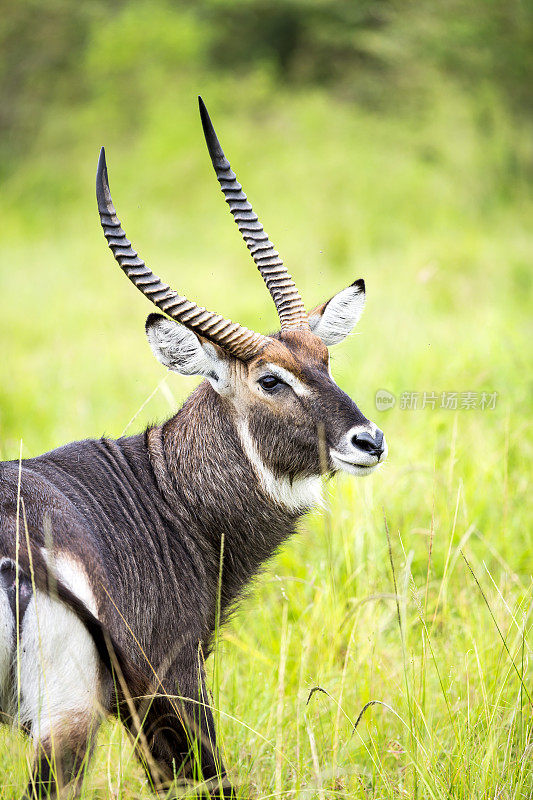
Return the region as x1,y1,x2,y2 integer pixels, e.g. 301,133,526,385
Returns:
0,97,387,797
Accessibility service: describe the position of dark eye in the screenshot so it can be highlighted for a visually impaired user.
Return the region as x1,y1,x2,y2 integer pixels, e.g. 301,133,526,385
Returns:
258,374,282,392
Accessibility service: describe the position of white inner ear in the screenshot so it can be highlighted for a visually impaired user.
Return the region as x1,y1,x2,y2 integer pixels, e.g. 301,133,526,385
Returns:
309,284,366,346
146,317,230,392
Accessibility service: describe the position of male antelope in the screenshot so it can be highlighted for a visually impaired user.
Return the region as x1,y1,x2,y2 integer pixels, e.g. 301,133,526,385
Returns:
0,98,387,797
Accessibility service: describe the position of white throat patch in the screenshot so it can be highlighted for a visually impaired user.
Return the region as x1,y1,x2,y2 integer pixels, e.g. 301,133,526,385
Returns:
237,419,323,513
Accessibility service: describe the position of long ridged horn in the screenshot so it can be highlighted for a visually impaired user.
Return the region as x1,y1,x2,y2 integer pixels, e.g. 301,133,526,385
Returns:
198,97,309,331
96,147,268,360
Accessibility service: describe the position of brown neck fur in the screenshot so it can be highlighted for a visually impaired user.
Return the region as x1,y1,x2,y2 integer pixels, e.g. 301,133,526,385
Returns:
146,381,301,621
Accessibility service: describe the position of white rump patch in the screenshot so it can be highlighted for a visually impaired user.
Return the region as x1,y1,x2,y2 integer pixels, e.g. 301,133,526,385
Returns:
17,552,101,740
309,282,366,346
237,419,323,513
0,577,13,712
146,314,230,393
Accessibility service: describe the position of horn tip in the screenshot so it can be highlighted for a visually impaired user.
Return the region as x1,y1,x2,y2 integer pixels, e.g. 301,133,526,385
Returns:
96,146,112,213
198,96,227,167
198,95,209,126
97,146,107,177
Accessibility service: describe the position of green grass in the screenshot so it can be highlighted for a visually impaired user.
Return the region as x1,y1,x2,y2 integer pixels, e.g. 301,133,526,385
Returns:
0,73,532,798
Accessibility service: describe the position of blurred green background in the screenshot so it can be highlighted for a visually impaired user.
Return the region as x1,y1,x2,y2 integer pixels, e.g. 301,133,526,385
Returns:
0,1,532,797
1,0,531,461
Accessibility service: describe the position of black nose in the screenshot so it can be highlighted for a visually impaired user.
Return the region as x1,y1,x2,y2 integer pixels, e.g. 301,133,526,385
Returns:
351,429,384,457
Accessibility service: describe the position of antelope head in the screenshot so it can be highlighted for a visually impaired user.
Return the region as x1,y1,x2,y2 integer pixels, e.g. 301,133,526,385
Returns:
96,98,387,507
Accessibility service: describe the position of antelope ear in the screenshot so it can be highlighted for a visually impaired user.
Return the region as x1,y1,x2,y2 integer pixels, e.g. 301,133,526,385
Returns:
308,279,366,346
145,314,231,392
